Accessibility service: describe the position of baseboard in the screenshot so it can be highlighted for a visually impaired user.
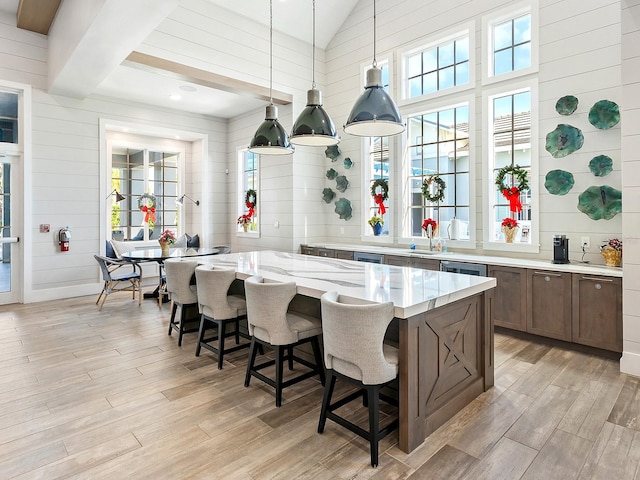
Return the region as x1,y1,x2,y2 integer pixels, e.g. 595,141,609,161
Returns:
620,351,640,377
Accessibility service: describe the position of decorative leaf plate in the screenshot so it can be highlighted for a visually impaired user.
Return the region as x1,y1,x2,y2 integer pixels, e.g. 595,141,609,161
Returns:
577,185,622,220
335,175,349,193
544,170,574,195
545,124,584,158
555,95,578,116
322,188,336,204
325,145,341,161
334,198,352,220
326,168,338,180
588,100,620,130
588,155,613,177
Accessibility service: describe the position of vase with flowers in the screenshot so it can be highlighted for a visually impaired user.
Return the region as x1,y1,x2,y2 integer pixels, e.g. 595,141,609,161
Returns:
422,218,438,250
237,214,252,232
158,229,176,256
368,215,384,236
600,238,622,267
501,217,519,243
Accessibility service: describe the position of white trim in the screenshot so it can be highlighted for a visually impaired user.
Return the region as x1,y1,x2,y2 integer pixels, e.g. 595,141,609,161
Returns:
236,146,260,239
397,20,476,106
481,0,539,86
621,351,640,377
481,78,539,253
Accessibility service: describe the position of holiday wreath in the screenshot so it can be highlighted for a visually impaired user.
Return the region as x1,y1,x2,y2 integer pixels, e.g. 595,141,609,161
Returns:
421,175,446,203
495,164,529,213
137,192,157,224
245,189,257,217
370,178,388,215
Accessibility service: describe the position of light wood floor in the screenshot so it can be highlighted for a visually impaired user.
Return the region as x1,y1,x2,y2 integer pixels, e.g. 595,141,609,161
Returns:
0,294,638,479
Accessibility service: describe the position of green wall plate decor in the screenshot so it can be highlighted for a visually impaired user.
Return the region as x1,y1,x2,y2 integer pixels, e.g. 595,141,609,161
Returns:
322,188,335,204
325,145,341,161
577,185,622,220
334,198,352,220
544,170,574,195
588,100,620,129
336,175,349,193
589,155,613,177
545,124,584,158
343,157,353,169
555,95,578,115
326,168,338,180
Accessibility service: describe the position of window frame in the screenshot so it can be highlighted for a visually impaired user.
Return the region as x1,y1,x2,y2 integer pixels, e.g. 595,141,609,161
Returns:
398,21,475,106
482,79,539,253
236,147,260,238
399,93,476,249
481,0,538,86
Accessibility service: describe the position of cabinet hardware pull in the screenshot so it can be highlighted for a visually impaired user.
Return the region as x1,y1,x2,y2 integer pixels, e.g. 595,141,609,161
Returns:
533,271,562,277
581,276,614,282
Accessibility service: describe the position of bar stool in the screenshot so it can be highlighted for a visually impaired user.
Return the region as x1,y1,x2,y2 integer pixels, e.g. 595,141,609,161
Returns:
164,258,199,346
244,275,325,407
318,291,399,468
194,265,251,369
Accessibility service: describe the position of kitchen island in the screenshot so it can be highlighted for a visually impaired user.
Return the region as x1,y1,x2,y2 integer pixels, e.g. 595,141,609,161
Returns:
200,251,497,453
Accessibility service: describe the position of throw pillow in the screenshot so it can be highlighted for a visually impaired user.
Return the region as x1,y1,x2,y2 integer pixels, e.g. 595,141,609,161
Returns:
186,233,200,248
174,234,187,248
105,240,117,259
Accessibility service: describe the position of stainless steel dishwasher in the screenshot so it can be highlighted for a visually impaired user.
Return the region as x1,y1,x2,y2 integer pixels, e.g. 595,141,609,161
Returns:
440,260,487,276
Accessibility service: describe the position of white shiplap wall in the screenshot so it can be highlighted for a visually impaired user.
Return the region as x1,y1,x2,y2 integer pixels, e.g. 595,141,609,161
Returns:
620,0,640,375
323,0,623,265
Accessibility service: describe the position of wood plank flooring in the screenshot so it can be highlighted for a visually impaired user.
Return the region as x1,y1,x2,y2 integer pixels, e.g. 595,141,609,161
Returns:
0,294,638,479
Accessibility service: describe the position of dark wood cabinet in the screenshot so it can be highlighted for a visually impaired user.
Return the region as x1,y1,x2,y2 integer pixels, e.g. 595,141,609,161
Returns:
488,265,527,332
385,254,439,271
335,250,353,260
572,274,622,352
526,270,572,341
385,255,411,267
300,245,316,255
316,248,335,258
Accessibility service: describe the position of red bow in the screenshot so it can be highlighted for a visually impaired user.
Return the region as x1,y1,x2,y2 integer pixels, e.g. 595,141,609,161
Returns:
246,201,255,218
141,205,156,223
374,194,386,215
502,187,522,213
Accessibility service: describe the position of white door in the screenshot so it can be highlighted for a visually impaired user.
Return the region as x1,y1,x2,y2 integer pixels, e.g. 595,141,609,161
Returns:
0,153,21,304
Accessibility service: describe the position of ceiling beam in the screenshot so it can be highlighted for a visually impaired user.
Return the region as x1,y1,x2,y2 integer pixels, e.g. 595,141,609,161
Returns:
124,51,292,106
17,0,61,35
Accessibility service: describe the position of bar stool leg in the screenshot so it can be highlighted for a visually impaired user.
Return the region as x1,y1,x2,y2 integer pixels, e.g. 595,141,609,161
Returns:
318,370,336,433
275,346,284,407
244,338,259,387
217,320,226,370
367,385,380,468
195,315,207,356
168,302,177,336
311,337,326,385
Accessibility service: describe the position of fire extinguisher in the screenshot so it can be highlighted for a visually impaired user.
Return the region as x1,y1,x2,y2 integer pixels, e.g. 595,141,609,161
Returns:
58,227,71,252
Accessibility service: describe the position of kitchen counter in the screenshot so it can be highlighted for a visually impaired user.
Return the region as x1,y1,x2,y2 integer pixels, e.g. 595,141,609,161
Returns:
303,243,623,278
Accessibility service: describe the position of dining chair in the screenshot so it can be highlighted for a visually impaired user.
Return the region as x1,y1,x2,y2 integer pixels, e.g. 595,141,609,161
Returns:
244,275,325,407
318,291,399,468
194,265,251,369
94,254,143,311
164,258,200,346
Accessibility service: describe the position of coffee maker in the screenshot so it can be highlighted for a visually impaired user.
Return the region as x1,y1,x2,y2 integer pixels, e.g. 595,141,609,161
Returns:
553,235,570,264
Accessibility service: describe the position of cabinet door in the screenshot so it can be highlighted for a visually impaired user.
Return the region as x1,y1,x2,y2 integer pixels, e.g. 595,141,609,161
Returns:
300,245,316,255
488,266,527,332
572,274,622,352
527,270,572,341
316,248,335,258
411,257,440,271
335,250,353,260
384,255,410,267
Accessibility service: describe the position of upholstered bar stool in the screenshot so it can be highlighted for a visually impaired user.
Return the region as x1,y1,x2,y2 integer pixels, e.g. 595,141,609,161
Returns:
194,265,251,369
244,275,325,407
164,258,199,346
318,291,399,468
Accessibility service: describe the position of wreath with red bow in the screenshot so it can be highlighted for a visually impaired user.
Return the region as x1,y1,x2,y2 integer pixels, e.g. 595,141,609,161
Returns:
495,165,529,213
245,189,257,218
370,179,388,215
137,193,157,224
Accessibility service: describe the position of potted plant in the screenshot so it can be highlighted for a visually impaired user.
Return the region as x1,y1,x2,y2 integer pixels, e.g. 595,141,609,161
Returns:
237,214,252,232
368,215,384,236
158,229,176,255
600,238,622,267
501,217,519,243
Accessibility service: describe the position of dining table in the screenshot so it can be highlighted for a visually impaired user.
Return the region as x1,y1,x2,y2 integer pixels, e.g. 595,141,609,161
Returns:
122,247,219,306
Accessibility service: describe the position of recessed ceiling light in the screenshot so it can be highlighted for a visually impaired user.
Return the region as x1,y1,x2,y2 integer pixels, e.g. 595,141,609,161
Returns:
169,94,182,101
179,85,197,92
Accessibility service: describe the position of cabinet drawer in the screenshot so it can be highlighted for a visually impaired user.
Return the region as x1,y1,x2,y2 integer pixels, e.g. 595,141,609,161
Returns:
317,248,335,258
527,270,572,341
488,265,527,332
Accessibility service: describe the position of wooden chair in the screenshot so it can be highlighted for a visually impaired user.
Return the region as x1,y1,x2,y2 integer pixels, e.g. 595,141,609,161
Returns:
318,291,399,468
244,275,325,407
94,254,142,311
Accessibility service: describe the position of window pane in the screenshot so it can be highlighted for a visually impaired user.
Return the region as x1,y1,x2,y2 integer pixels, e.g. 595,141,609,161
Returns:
422,144,438,174
456,173,470,204
494,21,513,50
410,77,422,97
455,62,469,85
456,37,469,62
423,72,438,95
494,48,513,75
438,141,456,173
0,92,18,144
514,44,531,70
439,42,455,67
514,15,531,43
422,113,438,142
423,49,437,72
438,66,455,91
408,117,423,145
408,53,422,77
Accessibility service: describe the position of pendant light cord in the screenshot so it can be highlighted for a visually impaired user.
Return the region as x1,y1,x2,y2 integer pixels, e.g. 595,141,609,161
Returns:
312,0,316,89
372,0,377,68
269,0,274,105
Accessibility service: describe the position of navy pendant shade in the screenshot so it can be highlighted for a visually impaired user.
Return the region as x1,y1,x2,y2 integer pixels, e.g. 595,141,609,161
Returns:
344,66,404,137
250,104,294,155
291,88,339,146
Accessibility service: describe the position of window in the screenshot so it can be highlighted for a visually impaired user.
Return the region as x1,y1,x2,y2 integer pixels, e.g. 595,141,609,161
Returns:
404,102,471,241
237,149,259,235
0,91,18,144
110,148,179,241
483,2,537,84
405,36,470,98
486,87,534,245
367,136,390,235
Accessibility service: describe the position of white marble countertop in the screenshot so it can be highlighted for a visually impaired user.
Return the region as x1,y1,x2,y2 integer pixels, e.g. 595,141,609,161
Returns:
199,251,496,319
304,243,623,278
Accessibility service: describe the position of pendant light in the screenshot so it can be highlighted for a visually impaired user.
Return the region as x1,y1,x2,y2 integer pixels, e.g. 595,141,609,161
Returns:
344,0,404,137
249,0,294,155
290,0,340,146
